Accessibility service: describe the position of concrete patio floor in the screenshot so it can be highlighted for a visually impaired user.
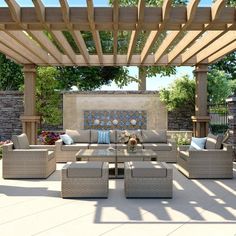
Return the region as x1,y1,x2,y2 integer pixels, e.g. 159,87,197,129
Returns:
0,160,235,236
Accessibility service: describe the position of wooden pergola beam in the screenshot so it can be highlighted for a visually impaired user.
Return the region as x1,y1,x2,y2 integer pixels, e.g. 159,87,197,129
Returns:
113,0,119,64
86,0,103,65
6,31,50,64
196,31,236,63
5,0,21,23
156,0,200,64
140,0,172,64
59,0,90,65
29,31,63,64
0,32,44,64
127,0,145,64
208,41,236,63
181,30,226,65
0,42,30,64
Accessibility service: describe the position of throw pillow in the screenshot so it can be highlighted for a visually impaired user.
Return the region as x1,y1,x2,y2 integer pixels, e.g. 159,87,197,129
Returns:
189,137,207,150
12,133,30,149
66,129,90,143
205,133,223,149
98,131,110,144
60,134,74,145
222,129,230,144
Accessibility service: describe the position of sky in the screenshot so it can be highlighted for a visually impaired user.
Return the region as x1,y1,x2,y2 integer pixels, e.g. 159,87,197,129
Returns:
0,0,214,90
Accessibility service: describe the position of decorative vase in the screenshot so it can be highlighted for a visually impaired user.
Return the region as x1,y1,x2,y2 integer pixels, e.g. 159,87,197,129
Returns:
127,137,138,153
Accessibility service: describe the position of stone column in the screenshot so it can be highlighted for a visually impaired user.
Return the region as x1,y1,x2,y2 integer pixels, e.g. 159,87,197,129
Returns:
20,64,40,144
226,96,236,159
191,64,210,137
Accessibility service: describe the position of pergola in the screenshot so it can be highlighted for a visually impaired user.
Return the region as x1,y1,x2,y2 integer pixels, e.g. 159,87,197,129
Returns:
0,0,235,144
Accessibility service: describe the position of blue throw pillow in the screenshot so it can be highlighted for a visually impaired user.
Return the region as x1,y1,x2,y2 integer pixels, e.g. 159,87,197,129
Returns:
189,137,207,150
98,131,110,144
60,134,74,145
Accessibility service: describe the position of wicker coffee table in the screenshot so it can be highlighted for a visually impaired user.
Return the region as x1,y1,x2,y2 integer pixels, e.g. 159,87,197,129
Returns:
76,149,157,178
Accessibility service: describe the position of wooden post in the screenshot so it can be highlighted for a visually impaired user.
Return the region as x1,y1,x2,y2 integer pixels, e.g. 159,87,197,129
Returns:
20,64,40,144
191,64,210,137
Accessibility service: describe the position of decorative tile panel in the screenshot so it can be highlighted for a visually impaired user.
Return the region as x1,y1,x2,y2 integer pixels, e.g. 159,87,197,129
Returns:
84,110,147,130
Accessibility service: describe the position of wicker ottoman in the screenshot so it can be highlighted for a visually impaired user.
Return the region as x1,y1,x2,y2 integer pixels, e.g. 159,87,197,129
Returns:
61,161,109,198
124,161,173,198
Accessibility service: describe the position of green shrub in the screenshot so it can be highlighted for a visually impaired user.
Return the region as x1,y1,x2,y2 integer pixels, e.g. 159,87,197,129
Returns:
210,124,228,135
173,133,191,146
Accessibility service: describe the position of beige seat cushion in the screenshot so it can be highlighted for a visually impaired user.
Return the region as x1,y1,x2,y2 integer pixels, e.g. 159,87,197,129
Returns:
89,144,116,149
12,133,30,149
61,143,89,151
116,143,143,150
130,161,167,178
90,130,116,143
205,133,223,149
67,161,103,177
143,143,172,151
142,130,167,143
66,129,90,143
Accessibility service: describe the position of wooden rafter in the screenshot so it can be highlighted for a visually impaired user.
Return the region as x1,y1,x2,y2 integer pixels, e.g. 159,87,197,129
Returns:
0,32,44,64
127,0,145,64
59,0,89,65
33,0,75,64
6,31,50,64
140,0,172,64
208,41,236,63
0,0,234,66
155,0,200,64
181,31,226,65
196,31,236,63
86,0,103,65
0,42,30,64
113,0,119,64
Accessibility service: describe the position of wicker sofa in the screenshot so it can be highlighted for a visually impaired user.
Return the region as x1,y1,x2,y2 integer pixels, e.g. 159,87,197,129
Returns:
2,134,56,179
177,134,234,179
55,129,177,163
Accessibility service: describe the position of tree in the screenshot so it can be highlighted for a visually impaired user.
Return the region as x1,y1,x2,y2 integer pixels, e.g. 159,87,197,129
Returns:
56,66,132,91
159,75,195,111
208,69,236,103
35,67,62,125
0,53,23,90
210,52,236,80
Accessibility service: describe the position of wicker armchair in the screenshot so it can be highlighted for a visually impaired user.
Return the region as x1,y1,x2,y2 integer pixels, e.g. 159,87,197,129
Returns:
177,144,233,179
2,134,56,179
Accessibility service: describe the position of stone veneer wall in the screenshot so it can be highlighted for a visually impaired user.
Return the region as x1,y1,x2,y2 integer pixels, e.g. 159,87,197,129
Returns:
0,91,24,140
168,107,193,131
63,91,168,131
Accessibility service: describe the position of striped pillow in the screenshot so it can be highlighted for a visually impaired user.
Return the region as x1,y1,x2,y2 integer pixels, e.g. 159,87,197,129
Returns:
98,131,110,144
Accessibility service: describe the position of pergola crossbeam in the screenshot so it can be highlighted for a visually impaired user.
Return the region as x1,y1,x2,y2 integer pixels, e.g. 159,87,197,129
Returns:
86,0,103,65
0,0,234,66
127,0,145,64
157,0,200,64
140,0,172,64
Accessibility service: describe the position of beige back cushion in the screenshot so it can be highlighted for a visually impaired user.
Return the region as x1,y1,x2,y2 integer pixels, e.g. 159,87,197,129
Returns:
142,130,167,143
12,133,30,149
205,133,223,149
90,130,116,143
66,129,90,143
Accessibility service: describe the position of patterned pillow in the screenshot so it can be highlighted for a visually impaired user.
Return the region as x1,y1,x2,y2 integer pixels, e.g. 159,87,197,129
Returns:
98,131,110,144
